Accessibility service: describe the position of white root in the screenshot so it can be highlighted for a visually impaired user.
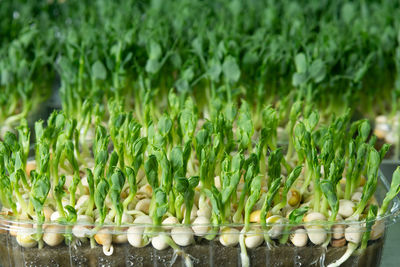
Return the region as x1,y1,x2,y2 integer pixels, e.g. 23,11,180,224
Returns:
94,228,113,256
103,244,114,256
239,228,250,267
327,242,358,267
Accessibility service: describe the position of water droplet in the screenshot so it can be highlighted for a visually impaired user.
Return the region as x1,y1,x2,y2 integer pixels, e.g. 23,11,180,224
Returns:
127,255,144,267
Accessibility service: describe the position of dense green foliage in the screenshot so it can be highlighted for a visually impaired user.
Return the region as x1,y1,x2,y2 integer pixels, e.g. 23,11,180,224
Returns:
1,0,400,134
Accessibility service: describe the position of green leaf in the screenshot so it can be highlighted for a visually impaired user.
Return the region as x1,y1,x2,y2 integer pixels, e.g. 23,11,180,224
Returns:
320,180,339,218
381,167,400,215
262,176,282,215
283,166,302,195
149,41,162,59
145,58,160,74
356,148,380,215
107,151,119,178
65,140,78,171
208,58,222,81
243,50,258,65
244,175,263,224
361,205,378,249
224,102,237,122
358,120,371,142
195,129,209,160
86,169,95,197
175,177,189,194
292,72,308,86
290,101,302,122
309,59,326,83
221,171,241,204
111,169,125,191
222,56,241,83
154,188,168,220
31,175,50,205
158,114,172,137
192,37,203,55
170,146,184,176
204,187,222,217
231,152,244,172
125,167,137,195
4,132,19,152
133,138,148,158
179,99,197,140
295,53,307,73
189,176,200,189
168,91,180,117
304,110,319,131
182,140,192,174
92,60,107,80
94,178,109,221
145,155,159,189
342,3,355,24
238,101,253,135
379,144,391,161
64,205,77,223
268,149,283,180
288,206,309,223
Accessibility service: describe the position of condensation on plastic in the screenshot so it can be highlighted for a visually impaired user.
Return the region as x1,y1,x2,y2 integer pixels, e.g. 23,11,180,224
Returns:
0,171,398,267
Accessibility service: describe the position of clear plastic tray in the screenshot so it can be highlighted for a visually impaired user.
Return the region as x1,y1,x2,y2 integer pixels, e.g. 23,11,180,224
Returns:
0,171,399,267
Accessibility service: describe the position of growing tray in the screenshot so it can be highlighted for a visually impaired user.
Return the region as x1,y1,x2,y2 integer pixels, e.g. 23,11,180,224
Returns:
0,171,399,267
